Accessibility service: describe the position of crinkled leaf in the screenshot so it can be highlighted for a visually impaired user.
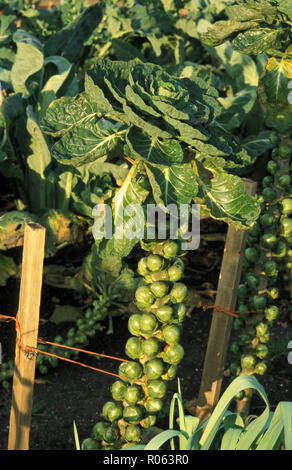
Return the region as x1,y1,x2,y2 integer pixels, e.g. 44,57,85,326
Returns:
94,161,150,258
51,118,127,166
126,127,183,165
201,19,260,47
196,156,260,228
232,28,291,56
41,94,100,137
258,57,292,132
144,161,198,206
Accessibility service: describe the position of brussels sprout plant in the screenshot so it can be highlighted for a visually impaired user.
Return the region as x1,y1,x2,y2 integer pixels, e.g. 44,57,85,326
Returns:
41,55,261,447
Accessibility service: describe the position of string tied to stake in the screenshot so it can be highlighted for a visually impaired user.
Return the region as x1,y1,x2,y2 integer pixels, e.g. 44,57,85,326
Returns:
0,313,132,382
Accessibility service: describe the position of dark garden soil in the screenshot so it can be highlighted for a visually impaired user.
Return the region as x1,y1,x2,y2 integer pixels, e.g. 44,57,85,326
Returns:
0,219,292,451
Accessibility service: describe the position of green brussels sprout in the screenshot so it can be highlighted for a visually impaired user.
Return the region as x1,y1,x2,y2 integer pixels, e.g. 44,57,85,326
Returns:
147,255,164,272
161,364,178,381
128,314,141,336
163,343,184,364
145,397,164,414
269,132,280,145
140,414,156,428
161,324,181,345
254,362,267,375
135,286,155,306
229,362,241,376
262,175,273,187
167,262,184,282
239,333,252,345
103,425,120,443
149,281,169,298
230,342,241,355
256,322,269,338
255,344,269,360
102,401,119,421
107,404,123,423
261,233,277,249
92,422,110,441
273,241,287,258
244,247,258,263
281,198,292,215
264,305,279,322
118,362,129,382
280,217,292,237
144,358,165,380
266,287,279,300
140,313,158,335
258,332,270,343
233,318,244,330
237,284,247,300
124,384,143,405
155,305,174,323
141,337,161,358
252,294,267,311
266,160,277,175
279,144,292,159
278,175,291,187
137,257,150,276
124,361,143,382
111,380,127,401
125,337,143,360
169,283,187,303
125,424,142,442
173,303,187,322
241,354,256,370
262,187,277,202
162,240,180,259
264,260,278,277
260,213,274,227
147,379,167,399
123,405,144,424
81,438,100,450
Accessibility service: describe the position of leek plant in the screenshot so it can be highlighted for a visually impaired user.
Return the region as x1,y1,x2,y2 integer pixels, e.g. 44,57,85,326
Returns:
126,374,292,451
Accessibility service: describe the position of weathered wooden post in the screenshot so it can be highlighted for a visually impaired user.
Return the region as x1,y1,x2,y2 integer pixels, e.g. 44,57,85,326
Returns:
8,223,46,450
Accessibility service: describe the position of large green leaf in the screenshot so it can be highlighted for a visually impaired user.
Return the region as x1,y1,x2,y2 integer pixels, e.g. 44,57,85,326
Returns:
11,29,44,97
232,28,291,56
126,127,183,165
196,156,260,228
93,160,150,258
201,19,260,48
37,56,72,120
41,94,100,137
51,117,127,166
258,57,292,132
144,161,198,207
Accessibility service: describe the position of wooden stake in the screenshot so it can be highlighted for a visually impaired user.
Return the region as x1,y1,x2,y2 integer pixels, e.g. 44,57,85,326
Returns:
194,179,257,422
8,223,46,450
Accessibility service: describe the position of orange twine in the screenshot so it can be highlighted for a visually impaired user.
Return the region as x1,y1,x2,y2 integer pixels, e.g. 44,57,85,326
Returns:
202,305,264,318
0,313,132,382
